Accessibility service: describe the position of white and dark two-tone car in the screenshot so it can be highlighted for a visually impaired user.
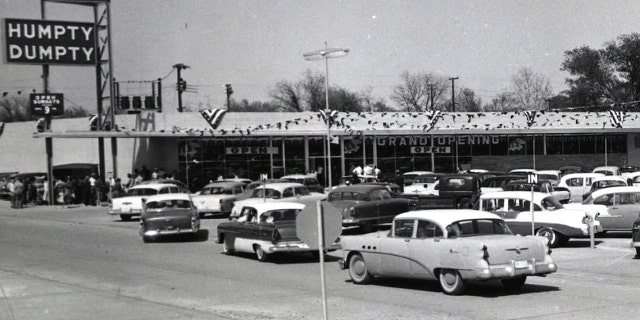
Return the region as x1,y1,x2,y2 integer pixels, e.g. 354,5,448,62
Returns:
477,191,603,247
191,181,246,218
108,183,186,221
138,193,200,243
338,210,557,295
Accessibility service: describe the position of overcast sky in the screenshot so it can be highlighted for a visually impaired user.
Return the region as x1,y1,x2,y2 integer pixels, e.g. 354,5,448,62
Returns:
2,0,640,113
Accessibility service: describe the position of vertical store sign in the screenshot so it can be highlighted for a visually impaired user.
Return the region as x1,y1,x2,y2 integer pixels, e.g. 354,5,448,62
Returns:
4,18,96,65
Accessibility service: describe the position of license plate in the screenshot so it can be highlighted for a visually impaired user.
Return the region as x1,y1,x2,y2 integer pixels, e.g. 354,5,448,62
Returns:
514,260,528,269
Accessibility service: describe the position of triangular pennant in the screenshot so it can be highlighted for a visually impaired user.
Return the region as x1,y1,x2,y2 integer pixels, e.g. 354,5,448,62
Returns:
523,110,537,127
609,109,624,128
200,109,227,130
319,109,338,126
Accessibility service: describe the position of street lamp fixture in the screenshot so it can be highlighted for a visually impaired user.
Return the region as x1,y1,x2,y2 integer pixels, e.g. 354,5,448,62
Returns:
303,42,349,189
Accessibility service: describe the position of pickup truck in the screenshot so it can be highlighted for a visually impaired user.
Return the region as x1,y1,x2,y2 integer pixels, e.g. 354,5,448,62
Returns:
399,174,482,210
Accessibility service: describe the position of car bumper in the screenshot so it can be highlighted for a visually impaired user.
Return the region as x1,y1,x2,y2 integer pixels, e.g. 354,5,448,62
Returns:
108,208,142,216
259,240,340,254
141,227,198,237
459,259,558,280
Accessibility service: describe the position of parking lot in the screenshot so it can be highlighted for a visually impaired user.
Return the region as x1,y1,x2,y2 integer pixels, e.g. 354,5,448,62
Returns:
1,200,639,320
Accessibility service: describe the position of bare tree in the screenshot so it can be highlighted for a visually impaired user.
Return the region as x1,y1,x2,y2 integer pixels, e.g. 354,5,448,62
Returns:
392,71,448,111
456,88,483,112
511,67,553,110
269,81,304,111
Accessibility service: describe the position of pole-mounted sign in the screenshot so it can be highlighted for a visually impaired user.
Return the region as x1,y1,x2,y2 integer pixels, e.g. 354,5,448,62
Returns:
4,18,96,65
30,93,64,116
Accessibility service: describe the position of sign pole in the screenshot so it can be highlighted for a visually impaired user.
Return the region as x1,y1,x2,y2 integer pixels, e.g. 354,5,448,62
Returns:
528,173,537,235
316,200,328,320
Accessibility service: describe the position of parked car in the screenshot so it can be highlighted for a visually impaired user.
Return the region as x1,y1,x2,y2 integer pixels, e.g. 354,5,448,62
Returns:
138,193,200,242
581,176,628,200
503,179,571,203
626,172,640,187
402,173,443,196
401,171,433,186
559,166,583,176
579,186,640,231
327,184,411,232
534,170,562,186
230,182,325,217
281,174,324,193
400,174,482,210
138,179,190,193
217,202,339,262
508,169,536,176
592,166,620,176
557,173,605,202
476,191,603,247
631,215,640,256
191,181,246,218
480,175,523,194
338,209,557,295
109,183,187,221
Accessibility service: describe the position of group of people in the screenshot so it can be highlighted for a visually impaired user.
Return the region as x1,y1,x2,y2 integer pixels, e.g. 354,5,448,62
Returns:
2,165,180,209
350,164,382,184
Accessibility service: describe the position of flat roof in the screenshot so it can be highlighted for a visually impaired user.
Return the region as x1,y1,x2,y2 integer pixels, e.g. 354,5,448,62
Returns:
30,110,640,139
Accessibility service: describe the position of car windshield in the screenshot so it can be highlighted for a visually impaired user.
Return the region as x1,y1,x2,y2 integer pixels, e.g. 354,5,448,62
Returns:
260,209,300,223
415,176,440,183
537,174,558,180
446,219,511,238
251,188,281,199
146,199,192,209
593,180,626,188
202,187,233,195
127,188,159,196
541,196,563,210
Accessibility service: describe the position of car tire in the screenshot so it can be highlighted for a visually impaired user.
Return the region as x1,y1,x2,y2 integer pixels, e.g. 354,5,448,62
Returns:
255,245,268,262
501,276,527,291
223,238,234,255
198,212,205,219
120,214,131,221
536,227,562,248
439,269,465,295
348,253,372,284
142,235,152,243
635,247,640,257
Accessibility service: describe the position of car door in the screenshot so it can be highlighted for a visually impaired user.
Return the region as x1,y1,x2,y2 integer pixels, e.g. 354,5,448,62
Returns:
407,219,442,279
598,192,639,230
564,177,584,202
378,219,413,276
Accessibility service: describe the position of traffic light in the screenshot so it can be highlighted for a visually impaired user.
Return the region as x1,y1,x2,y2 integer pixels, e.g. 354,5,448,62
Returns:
225,84,233,96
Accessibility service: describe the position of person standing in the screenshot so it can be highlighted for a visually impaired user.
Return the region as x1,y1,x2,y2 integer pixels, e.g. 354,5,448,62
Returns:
374,166,381,179
7,178,15,208
13,178,24,209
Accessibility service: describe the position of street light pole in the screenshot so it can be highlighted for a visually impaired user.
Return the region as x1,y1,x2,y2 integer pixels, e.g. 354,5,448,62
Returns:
304,42,349,189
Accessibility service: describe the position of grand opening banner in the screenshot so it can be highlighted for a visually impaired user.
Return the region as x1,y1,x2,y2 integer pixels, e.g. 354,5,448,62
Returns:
4,18,96,65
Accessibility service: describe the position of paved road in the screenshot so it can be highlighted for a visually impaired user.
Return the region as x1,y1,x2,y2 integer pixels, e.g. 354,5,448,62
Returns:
1,201,639,320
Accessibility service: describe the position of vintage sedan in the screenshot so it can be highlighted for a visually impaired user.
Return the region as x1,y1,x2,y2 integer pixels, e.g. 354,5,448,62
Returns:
402,173,444,196
108,183,185,221
338,210,557,295
191,181,245,218
281,174,324,193
578,186,640,231
230,182,325,217
138,193,200,242
557,172,604,202
217,202,338,261
328,184,411,232
477,191,603,247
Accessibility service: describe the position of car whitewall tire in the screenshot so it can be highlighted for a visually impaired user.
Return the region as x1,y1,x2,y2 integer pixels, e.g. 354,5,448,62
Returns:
255,245,268,262
348,253,372,284
439,269,465,295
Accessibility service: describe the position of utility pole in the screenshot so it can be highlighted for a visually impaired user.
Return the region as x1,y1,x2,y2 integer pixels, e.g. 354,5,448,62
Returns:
173,63,189,112
449,77,458,112
225,84,233,110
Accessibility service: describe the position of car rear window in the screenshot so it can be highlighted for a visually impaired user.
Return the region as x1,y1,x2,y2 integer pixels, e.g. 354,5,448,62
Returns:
127,188,159,196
